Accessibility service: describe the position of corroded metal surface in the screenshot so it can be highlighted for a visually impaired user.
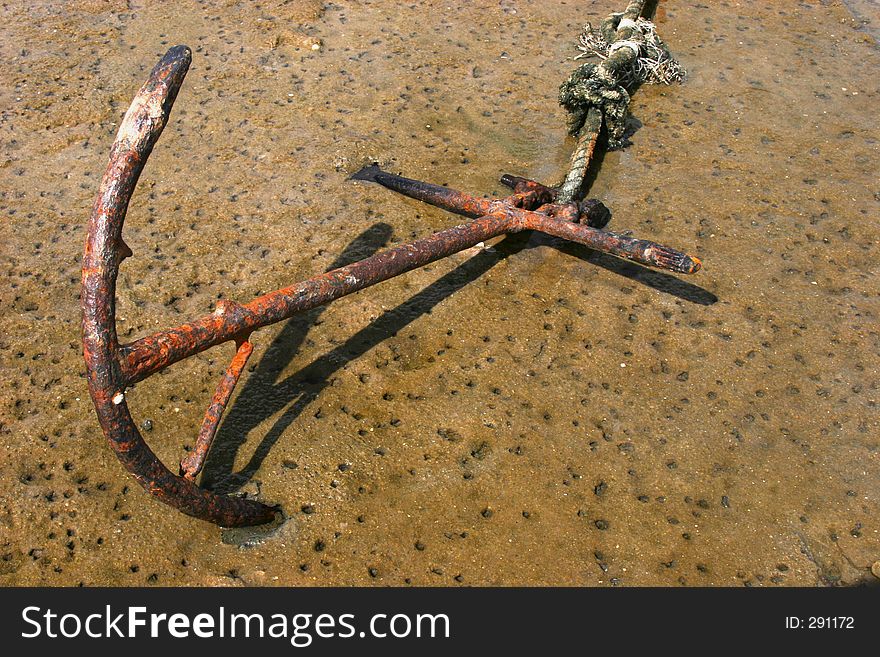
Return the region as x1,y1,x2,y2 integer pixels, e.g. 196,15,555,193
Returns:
81,47,277,527
356,165,701,274
82,46,701,527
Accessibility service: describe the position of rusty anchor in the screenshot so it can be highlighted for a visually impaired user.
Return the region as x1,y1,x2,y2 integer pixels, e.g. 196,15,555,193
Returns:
81,45,701,527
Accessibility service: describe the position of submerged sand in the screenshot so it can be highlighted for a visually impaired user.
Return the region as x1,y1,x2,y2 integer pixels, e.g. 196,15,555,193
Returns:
0,1,877,586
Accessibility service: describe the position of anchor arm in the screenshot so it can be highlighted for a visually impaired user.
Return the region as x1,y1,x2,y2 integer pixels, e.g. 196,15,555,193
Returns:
81,46,278,527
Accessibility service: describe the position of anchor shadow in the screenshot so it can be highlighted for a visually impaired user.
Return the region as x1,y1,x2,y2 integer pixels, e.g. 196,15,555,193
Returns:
201,221,717,494
202,225,528,492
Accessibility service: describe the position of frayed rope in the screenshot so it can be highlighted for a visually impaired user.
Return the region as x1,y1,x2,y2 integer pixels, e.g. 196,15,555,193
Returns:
576,15,686,86
559,12,685,149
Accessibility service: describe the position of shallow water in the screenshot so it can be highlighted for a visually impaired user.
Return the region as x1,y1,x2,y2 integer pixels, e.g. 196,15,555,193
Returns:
1,0,878,586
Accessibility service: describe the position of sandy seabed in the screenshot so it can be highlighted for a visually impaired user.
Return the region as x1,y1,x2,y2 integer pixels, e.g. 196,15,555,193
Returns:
0,0,878,586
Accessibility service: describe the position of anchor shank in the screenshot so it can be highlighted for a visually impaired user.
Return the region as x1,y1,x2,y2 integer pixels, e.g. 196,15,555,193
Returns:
118,211,518,385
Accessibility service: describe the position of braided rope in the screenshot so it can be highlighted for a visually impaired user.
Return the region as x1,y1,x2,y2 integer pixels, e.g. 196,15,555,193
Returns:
557,1,684,203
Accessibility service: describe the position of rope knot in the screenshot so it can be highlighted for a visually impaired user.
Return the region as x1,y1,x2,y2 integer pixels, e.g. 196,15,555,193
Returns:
558,12,685,150
558,63,631,148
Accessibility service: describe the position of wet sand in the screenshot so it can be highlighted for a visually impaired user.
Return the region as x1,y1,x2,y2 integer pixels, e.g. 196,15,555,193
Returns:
0,1,878,586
